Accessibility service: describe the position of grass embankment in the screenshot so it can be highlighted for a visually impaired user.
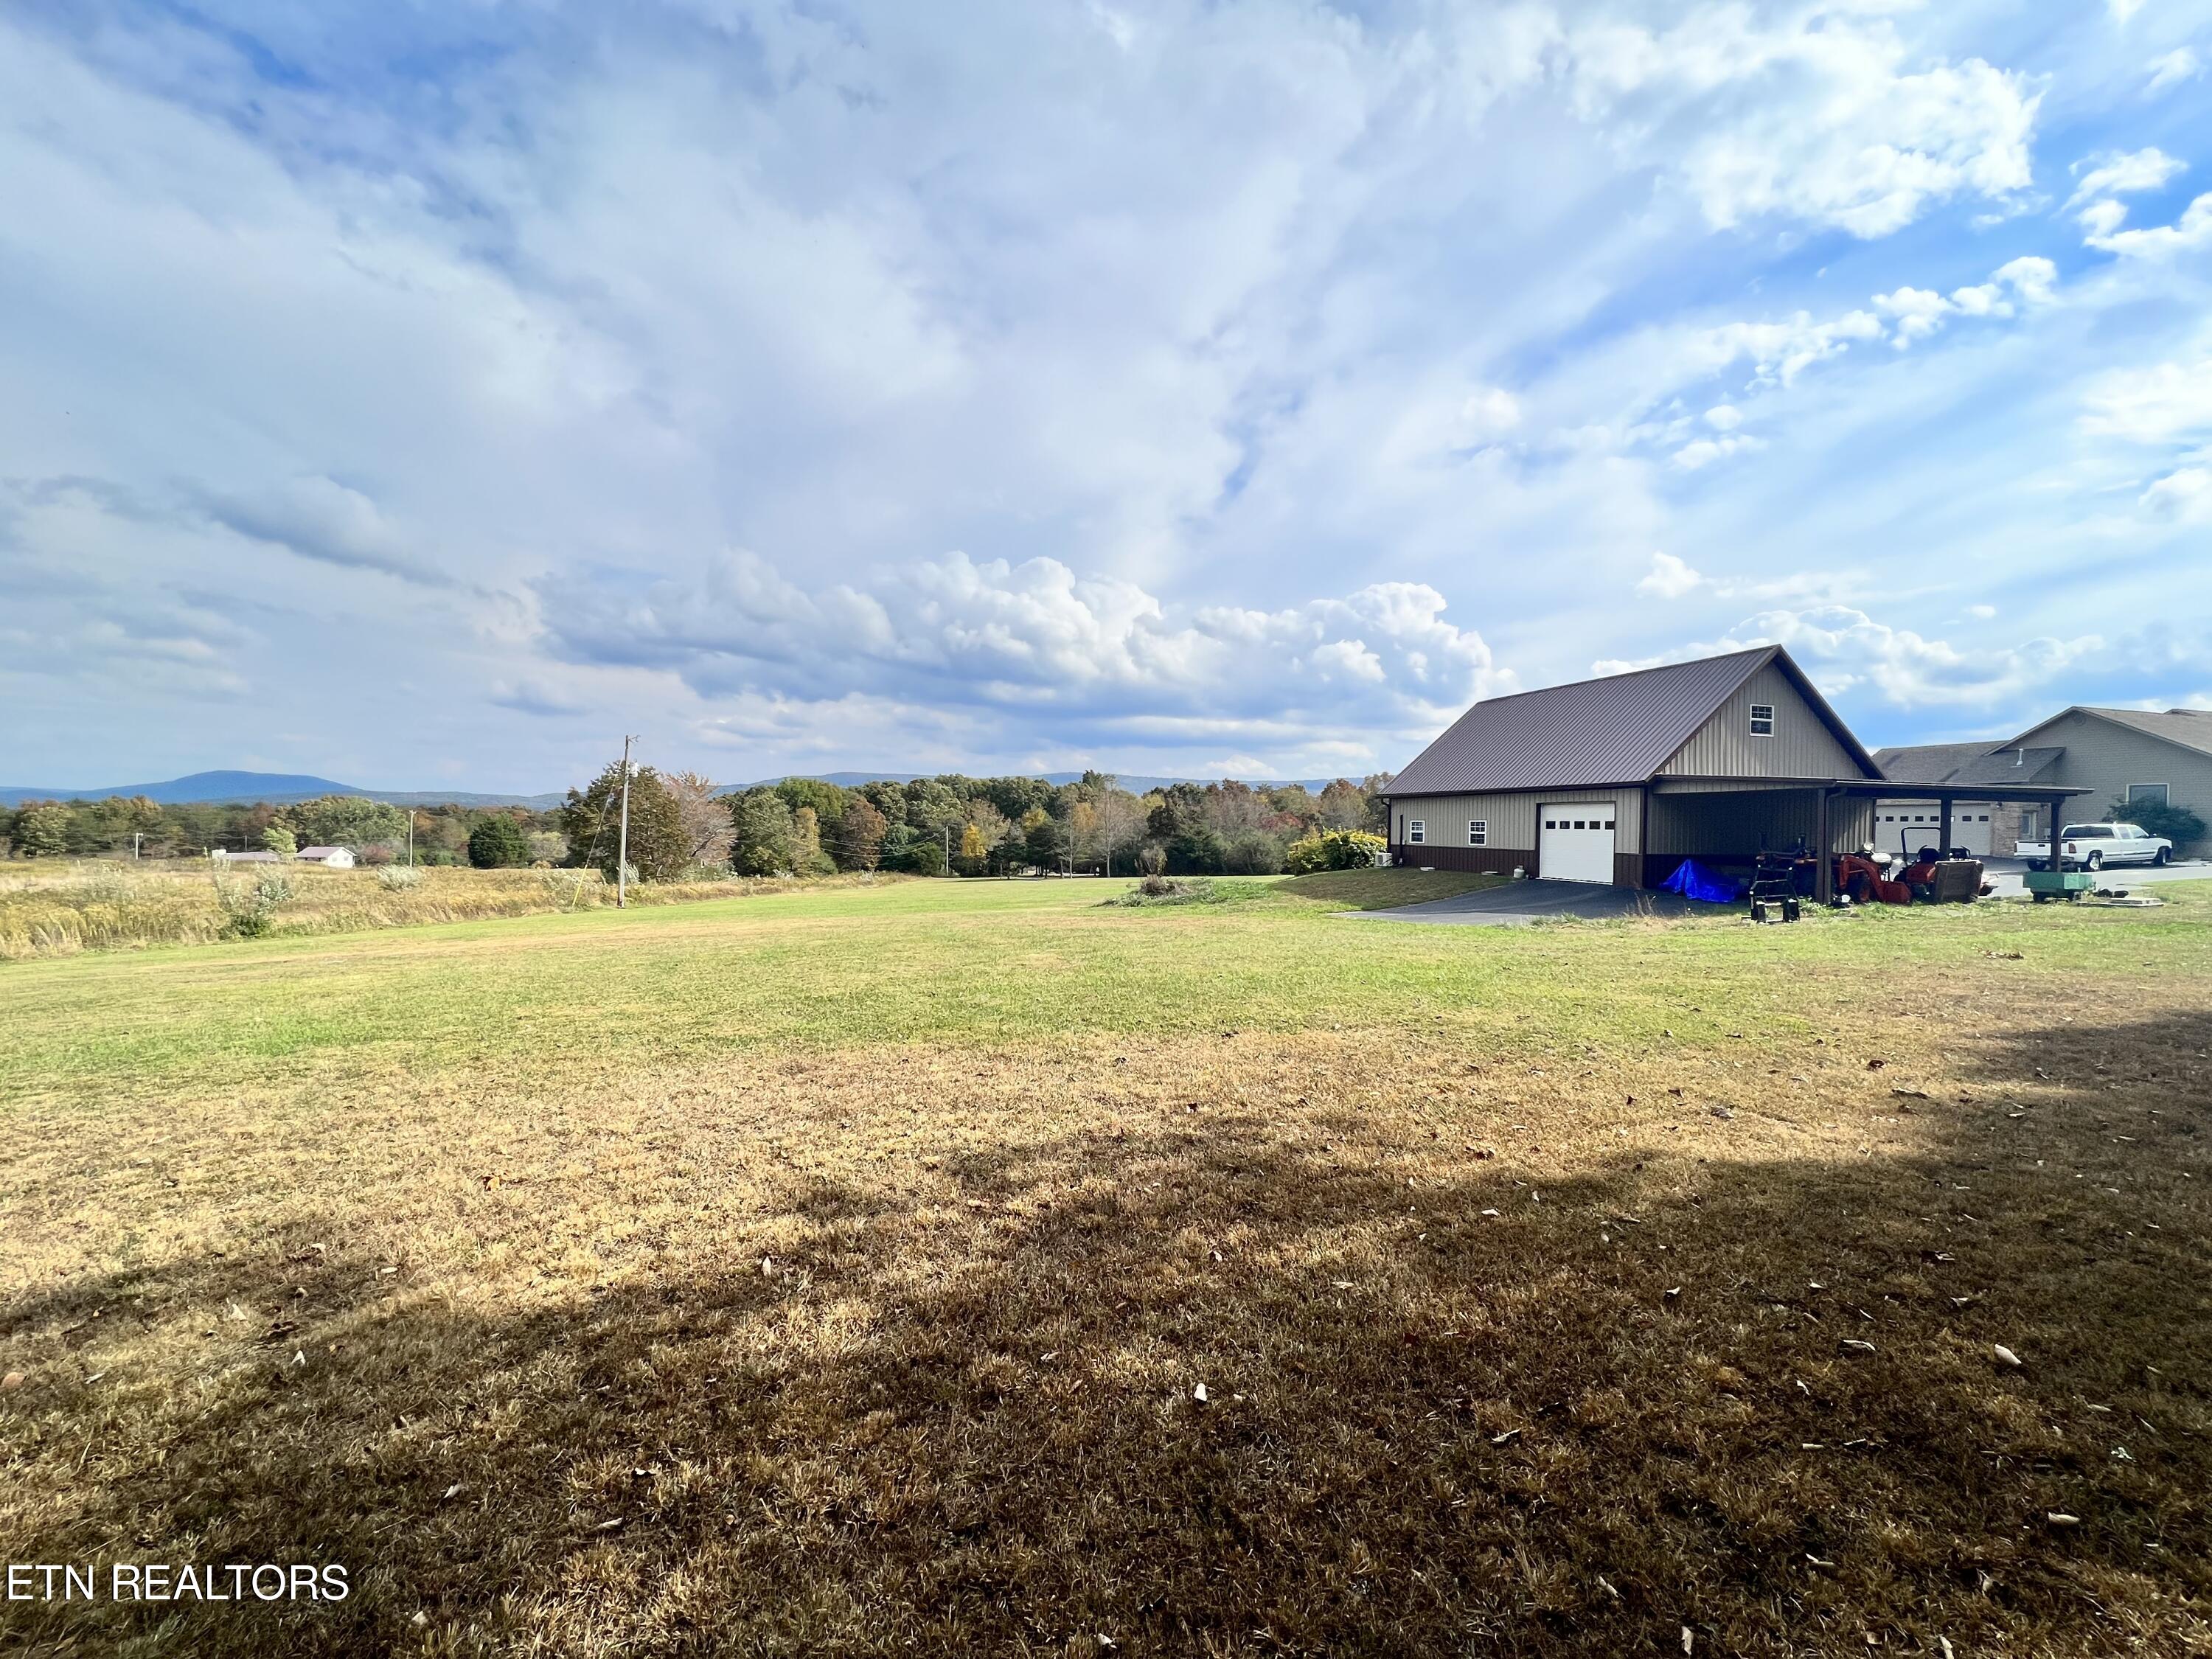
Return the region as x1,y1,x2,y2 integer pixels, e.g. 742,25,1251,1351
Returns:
1274,866,1506,908
0,861,902,961
2,877,2210,1655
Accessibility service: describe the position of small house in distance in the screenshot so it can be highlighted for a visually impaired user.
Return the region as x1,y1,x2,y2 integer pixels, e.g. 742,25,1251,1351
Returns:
295,846,358,869
1379,646,2085,900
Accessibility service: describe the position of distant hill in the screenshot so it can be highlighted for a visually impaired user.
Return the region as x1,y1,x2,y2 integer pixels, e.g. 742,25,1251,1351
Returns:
0,771,564,810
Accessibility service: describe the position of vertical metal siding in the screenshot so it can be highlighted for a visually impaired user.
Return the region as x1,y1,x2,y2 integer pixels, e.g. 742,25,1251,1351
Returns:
1648,790,1871,855
1657,662,1866,780
1391,790,1640,855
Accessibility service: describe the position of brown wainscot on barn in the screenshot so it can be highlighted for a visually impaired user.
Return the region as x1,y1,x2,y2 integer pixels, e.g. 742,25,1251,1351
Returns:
1379,646,2086,903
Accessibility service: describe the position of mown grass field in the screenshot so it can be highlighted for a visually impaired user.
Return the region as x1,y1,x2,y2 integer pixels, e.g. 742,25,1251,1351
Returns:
3,874,2209,1656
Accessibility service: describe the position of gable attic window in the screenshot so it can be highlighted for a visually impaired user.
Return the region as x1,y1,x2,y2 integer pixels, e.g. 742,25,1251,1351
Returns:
1748,702,1775,737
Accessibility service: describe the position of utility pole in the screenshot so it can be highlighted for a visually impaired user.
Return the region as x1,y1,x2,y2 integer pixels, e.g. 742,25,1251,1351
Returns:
944,823,951,876
407,811,414,868
616,735,636,908
133,832,142,860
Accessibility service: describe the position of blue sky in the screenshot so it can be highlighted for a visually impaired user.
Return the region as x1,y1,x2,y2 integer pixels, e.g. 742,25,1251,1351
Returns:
2,0,2209,791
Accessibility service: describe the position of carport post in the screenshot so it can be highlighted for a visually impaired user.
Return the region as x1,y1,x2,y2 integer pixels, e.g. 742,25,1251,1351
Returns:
2047,796,2065,864
1938,796,1952,855
1815,787,1834,904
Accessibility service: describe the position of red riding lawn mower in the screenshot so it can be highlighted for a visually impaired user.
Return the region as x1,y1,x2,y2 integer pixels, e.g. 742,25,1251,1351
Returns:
1834,843,1994,905
1834,849,1913,905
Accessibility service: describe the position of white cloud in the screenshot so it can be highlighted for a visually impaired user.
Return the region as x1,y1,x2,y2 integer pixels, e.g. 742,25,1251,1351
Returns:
1672,434,1763,470
2067,147,2186,206
2087,192,2212,256
1704,405,1742,432
1637,552,1705,598
2146,47,2202,93
1873,257,2057,347
1598,605,2104,709
2107,0,2146,21
1968,603,1998,619
1562,10,2039,237
2078,198,2131,237
2142,465,2212,523
2080,360,2212,443
538,551,1517,746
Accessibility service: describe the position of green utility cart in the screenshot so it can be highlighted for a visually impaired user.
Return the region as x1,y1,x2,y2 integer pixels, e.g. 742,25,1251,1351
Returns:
2025,869,2096,903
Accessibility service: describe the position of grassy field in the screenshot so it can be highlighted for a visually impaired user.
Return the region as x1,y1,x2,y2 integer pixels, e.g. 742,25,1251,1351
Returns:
2,873,2209,1656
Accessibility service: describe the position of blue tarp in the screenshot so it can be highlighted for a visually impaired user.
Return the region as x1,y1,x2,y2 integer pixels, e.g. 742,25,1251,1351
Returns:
1660,858,1743,903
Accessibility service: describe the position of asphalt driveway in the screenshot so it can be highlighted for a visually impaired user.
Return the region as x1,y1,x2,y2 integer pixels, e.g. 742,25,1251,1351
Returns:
1351,879,1714,927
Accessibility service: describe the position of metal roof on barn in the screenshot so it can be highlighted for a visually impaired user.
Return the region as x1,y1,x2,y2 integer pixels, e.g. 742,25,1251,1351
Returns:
1383,645,1877,796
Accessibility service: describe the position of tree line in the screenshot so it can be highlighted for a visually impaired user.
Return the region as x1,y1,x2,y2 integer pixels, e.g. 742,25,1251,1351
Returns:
560,769,1388,882
0,795,566,866
3,771,1390,880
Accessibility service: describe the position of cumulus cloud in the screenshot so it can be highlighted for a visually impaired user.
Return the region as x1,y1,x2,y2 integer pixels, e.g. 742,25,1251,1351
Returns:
1637,553,1705,598
1597,606,2104,709
1873,257,2057,347
538,551,1516,746
2067,147,2187,206
2086,192,2212,256
1561,8,2039,237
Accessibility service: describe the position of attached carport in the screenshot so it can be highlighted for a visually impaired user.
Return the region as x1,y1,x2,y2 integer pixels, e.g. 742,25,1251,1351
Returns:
1647,776,2093,902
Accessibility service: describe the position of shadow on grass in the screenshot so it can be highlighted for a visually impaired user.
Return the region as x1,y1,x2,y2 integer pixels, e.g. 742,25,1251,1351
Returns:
4,1014,2209,1656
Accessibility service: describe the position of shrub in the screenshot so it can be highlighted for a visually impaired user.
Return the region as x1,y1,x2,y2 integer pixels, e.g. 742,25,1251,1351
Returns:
375,864,424,891
1220,831,1283,875
467,815,531,869
1284,829,1387,873
2116,798,2208,849
212,866,296,938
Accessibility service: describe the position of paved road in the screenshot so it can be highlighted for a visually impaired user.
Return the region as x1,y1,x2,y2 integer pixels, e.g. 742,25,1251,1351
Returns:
1348,860,2212,928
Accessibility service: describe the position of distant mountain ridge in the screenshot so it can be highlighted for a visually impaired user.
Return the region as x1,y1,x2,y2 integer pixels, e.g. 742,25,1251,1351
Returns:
2,767,1358,810
0,771,566,810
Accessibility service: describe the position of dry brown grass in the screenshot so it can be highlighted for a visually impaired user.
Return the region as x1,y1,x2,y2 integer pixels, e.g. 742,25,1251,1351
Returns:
1,886,2208,1655
0,861,898,960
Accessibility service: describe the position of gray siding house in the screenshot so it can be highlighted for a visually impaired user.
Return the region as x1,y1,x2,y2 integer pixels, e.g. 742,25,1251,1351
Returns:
1381,646,2088,894
2003,708,2212,855
1876,707,2212,858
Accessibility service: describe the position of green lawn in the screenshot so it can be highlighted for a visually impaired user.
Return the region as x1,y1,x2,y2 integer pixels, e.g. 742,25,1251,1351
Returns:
4,872,2207,1102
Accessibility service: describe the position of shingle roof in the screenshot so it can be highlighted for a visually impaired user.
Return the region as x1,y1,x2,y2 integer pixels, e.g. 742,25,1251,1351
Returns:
1874,742,2063,785
2062,707,2212,759
1385,646,1868,796
1948,745,2064,785
1872,742,1998,784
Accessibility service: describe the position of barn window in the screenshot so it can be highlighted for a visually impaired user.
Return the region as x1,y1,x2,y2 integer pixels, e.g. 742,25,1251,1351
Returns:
1748,703,1775,737
1408,819,1425,844
2127,783,2169,810
1468,820,1487,846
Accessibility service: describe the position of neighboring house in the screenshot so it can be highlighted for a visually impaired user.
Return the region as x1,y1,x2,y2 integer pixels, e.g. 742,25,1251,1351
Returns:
295,846,358,868
1998,707,2212,858
210,849,280,863
1380,646,2086,897
1868,743,2064,858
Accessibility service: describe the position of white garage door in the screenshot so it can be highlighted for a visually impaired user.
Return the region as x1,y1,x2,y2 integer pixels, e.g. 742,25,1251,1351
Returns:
1874,805,1993,858
1540,802,1616,885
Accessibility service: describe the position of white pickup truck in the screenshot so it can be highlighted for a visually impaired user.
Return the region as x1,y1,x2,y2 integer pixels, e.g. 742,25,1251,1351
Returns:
2017,821,2174,871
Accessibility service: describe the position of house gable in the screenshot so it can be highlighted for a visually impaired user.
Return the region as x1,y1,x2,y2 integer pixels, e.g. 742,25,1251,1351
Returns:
1657,658,1877,780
